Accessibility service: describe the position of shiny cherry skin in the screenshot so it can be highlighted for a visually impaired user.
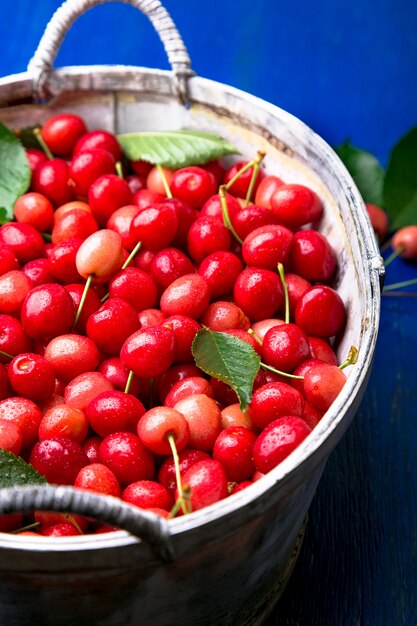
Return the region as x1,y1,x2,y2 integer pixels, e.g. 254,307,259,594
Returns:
51,209,98,245
0,222,45,264
187,216,232,263
41,113,87,156
254,174,285,208
270,183,323,229
32,159,74,206
170,166,217,209
122,480,173,511
88,174,133,226
86,390,146,437
48,238,83,283
44,334,100,384
29,437,89,484
73,129,122,162
162,315,201,363
0,270,33,316
97,357,141,396
200,301,250,332
21,283,75,339
8,352,55,402
69,148,116,197
86,297,140,356
231,204,281,241
0,396,42,448
74,463,121,497
164,376,214,408
64,371,114,412
289,230,337,283
253,416,312,473
149,247,195,291
303,363,347,411
249,382,305,430
295,285,347,338
365,203,389,241
121,326,176,378
137,406,190,455
130,203,178,251
173,394,222,452
233,267,283,322
242,224,293,270
39,404,89,444
0,314,32,362
392,225,417,259
65,282,101,334
0,245,19,276
160,273,211,320
76,229,124,281
0,419,23,454
213,426,257,482
178,459,228,511
106,204,139,251
223,160,264,198
158,449,210,495
14,192,54,232
198,251,243,299
109,267,158,312
22,258,56,287
261,323,311,373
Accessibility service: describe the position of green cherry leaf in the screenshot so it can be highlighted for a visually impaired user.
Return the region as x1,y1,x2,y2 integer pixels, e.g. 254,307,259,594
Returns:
0,449,47,488
117,129,239,169
383,125,417,229
0,121,31,221
334,141,385,206
192,328,260,410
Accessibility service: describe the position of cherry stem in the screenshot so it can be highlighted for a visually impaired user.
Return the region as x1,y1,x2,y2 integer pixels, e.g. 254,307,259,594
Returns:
156,164,173,198
379,237,393,254
124,370,134,394
33,128,54,160
219,184,243,245
167,433,190,516
383,277,417,292
277,262,290,324
224,158,257,192
247,328,263,346
122,240,142,270
41,232,52,242
260,361,304,380
11,521,41,534
73,274,93,328
0,350,13,360
339,346,359,370
384,244,405,267
115,161,124,179
244,151,266,206
64,514,83,534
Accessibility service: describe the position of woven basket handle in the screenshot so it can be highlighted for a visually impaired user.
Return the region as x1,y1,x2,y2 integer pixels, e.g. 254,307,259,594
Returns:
0,485,175,562
28,0,194,102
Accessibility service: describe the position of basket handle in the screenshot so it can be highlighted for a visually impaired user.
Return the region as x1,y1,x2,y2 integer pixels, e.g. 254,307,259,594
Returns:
0,485,175,562
27,0,194,102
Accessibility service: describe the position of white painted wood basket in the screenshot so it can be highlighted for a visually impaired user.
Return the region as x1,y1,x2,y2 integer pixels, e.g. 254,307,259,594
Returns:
0,1,384,624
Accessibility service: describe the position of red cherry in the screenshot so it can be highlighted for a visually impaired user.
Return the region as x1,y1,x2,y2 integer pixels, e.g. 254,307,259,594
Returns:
162,315,201,363
26,148,47,174
391,225,417,259
8,352,55,402
120,326,175,378
173,394,222,451
106,205,139,251
29,437,88,484
44,334,100,384
158,449,210,494
270,184,323,229
99,432,155,485
158,363,204,404
224,160,264,198
42,522,82,537
22,258,56,287
221,403,256,432
200,192,241,223
130,203,178,251
149,247,195,291
170,166,217,209
69,148,115,197
290,230,337,283
231,205,281,241
261,323,311,373
64,371,113,411
98,357,141,396
32,159,74,206
249,382,305,430
178,459,228,511
48,238,83,283
284,273,311,318
233,267,283,321
160,273,211,319
109,267,158,312
134,188,165,210
51,209,98,245
76,229,124,281
88,174,133,226
365,203,389,241
0,245,19,275
290,358,327,395
308,336,338,365
65,282,101,333
213,426,257,482
39,404,88,444
254,175,285,208
241,224,293,270
295,285,347,338
86,297,140,356
200,301,250,332
146,165,175,196
187,216,232,263
0,314,32,362
0,270,33,316
74,463,121,497
164,376,214,408
198,251,243,298
0,222,45,264
0,419,23,454
303,363,347,411
74,129,123,162
0,397,42,448
122,480,173,511
21,283,75,339
41,113,87,156
86,390,145,437
14,192,54,232
253,416,312,473
137,406,190,455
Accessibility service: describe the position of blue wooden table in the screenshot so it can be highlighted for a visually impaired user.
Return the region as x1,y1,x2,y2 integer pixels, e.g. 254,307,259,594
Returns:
1,1,417,624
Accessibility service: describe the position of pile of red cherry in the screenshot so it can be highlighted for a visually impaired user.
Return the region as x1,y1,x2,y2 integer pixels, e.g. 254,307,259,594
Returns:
0,113,349,536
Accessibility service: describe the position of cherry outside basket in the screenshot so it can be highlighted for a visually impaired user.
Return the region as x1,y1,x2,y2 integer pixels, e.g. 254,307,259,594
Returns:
0,1,384,624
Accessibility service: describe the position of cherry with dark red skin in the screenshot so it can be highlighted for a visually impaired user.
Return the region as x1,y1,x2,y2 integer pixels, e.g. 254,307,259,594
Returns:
41,113,87,157
14,192,54,232
289,230,337,283
73,129,123,162
122,480,173,511
99,431,155,485
284,273,311,318
158,449,210,495
200,192,241,223
162,315,201,363
198,251,243,299
249,382,305,430
0,270,34,316
303,363,347,412
0,245,19,276
173,394,222,452
69,148,116,198
130,160,153,178
137,406,190,455
0,418,23,454
164,376,215,408
162,198,197,248
32,158,74,206
262,322,311,373
289,358,327,396
48,238,83,283
187,216,232,263
134,248,155,272
133,188,165,210
83,436,102,464
270,184,323,229
295,285,347,338
21,283,75,340
8,352,55,402
130,202,178,251
98,357,141,396
254,175,284,208
51,209,98,245
242,224,293,270
158,363,205,404
42,522,83,537
22,258,56,287
64,371,114,412
121,325,175,378
39,404,89,444
26,148,47,174
44,334,100,384
233,267,283,322
106,205,139,251
29,436,88,484
86,297,140,356
0,222,45,264
86,390,146,437
150,247,195,291
223,160,264,198
75,463,121,497
34,510,89,534
0,314,32,363
213,426,257,482
200,301,250,332
109,267,158,312
178,459,228,511
0,396,42,448
170,166,217,209
138,308,166,328
65,282,101,334
231,205,281,241
88,174,133,226
302,401,324,429
200,159,225,183
253,416,312,473
160,273,211,320
308,336,338,365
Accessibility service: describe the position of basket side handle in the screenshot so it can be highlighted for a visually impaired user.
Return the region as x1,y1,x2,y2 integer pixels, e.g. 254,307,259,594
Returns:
0,485,176,562
27,0,194,102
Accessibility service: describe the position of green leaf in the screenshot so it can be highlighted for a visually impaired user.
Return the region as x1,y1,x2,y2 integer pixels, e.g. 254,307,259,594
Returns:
383,126,417,229
0,121,31,221
117,129,239,169
334,141,385,205
0,449,47,488
192,328,260,410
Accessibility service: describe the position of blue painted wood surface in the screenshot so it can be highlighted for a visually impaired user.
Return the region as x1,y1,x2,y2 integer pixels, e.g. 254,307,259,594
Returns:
1,1,417,624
